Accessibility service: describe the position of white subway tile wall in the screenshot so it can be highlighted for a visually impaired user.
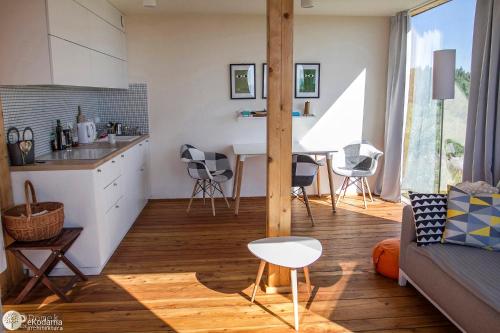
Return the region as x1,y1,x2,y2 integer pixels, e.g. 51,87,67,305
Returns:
0,84,148,158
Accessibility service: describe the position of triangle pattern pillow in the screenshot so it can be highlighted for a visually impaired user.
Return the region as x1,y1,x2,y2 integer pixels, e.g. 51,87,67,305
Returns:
442,186,500,251
408,192,448,246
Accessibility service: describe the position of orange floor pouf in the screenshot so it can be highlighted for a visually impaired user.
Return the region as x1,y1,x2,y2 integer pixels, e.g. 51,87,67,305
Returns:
372,238,400,280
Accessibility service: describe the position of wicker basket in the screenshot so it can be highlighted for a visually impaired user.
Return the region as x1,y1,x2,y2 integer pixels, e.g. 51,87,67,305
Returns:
3,180,64,241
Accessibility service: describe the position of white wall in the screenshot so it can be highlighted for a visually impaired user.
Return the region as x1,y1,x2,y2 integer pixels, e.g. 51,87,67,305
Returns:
126,14,389,199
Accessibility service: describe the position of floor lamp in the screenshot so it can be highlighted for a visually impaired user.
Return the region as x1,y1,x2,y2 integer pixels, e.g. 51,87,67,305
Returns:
432,49,456,192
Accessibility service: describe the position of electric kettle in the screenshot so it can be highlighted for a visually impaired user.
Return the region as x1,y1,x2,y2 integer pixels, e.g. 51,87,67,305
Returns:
77,121,97,144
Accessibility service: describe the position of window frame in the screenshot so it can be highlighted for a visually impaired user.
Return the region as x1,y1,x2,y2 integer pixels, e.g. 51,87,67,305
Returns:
410,0,451,17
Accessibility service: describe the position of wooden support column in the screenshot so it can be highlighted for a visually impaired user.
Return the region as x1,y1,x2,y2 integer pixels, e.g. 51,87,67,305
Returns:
0,97,25,299
266,0,293,292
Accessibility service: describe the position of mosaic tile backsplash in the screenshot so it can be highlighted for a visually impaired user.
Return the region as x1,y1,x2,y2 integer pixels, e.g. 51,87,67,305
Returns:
98,83,149,135
0,84,149,158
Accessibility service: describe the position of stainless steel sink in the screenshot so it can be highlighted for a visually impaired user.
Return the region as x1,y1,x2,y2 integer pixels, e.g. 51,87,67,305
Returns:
115,136,140,142
37,148,118,161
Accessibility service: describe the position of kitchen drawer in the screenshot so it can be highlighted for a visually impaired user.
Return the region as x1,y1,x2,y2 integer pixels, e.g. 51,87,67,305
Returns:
95,156,122,189
103,175,122,214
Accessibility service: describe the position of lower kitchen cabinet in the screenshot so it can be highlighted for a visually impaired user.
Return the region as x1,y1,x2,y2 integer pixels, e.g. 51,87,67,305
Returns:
10,138,151,276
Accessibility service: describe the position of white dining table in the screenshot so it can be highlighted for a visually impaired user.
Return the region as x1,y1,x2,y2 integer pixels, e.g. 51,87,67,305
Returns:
231,142,338,215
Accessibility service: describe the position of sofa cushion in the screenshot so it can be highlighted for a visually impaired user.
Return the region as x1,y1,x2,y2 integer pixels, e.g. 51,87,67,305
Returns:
443,185,500,251
408,192,447,245
410,242,500,312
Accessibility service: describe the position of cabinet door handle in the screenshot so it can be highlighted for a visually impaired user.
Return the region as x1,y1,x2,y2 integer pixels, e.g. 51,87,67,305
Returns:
121,154,125,158
97,169,102,173
140,168,144,172
113,183,118,186
120,16,124,28
112,160,116,164
139,143,143,146
115,205,120,208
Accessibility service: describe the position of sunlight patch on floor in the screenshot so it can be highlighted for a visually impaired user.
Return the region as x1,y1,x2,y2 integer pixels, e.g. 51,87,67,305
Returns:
305,195,403,222
105,266,356,332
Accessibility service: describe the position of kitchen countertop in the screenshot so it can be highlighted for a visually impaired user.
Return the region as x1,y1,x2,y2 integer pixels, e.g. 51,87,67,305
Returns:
10,135,149,172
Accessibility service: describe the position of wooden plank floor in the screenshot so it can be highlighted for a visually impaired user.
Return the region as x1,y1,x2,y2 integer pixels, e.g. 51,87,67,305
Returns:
3,196,458,332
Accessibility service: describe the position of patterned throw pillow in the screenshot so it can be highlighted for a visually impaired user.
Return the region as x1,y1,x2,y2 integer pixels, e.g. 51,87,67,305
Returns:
443,186,500,251
409,192,448,246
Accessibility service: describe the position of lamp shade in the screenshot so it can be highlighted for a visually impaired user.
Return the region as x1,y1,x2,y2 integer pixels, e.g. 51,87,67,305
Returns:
432,49,456,100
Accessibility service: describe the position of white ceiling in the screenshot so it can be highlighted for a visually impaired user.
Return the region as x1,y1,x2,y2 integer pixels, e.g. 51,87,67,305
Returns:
109,0,429,16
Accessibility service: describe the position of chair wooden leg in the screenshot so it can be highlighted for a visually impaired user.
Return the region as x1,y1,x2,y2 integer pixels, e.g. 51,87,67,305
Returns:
218,182,231,208
202,180,207,205
303,266,312,295
186,180,199,214
209,181,216,216
336,177,347,205
302,187,314,226
364,177,374,202
251,260,266,303
315,155,321,197
291,269,299,331
360,177,367,209
345,177,351,198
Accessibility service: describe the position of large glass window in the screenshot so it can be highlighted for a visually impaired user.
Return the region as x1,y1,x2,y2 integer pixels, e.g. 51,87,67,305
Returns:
402,0,476,193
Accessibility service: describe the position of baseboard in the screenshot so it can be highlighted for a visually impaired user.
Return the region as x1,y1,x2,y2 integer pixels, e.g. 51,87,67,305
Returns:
399,269,466,333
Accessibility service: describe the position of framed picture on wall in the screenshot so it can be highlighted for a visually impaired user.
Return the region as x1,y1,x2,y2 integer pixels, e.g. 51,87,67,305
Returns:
262,63,268,99
230,64,256,99
295,63,320,98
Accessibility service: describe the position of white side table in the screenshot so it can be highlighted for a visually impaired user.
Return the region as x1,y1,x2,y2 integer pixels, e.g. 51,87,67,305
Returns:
247,236,323,331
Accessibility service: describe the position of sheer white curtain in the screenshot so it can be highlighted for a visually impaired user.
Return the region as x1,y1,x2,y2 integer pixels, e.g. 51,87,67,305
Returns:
375,11,410,202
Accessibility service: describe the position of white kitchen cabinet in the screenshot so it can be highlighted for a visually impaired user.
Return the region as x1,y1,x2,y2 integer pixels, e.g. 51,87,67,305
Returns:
75,0,125,32
0,0,128,88
120,145,140,221
91,51,128,89
48,0,126,60
139,140,152,207
10,138,151,276
89,13,127,60
50,36,93,87
47,0,90,47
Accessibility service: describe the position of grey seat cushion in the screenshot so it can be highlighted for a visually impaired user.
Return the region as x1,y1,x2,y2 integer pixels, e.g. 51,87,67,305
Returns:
411,243,500,311
332,166,373,177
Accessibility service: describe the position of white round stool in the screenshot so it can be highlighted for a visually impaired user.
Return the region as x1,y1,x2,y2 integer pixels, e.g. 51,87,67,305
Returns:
248,236,323,331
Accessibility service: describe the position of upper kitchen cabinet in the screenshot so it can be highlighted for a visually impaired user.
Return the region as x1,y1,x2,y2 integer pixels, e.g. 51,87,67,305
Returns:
0,0,128,89
75,0,125,32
